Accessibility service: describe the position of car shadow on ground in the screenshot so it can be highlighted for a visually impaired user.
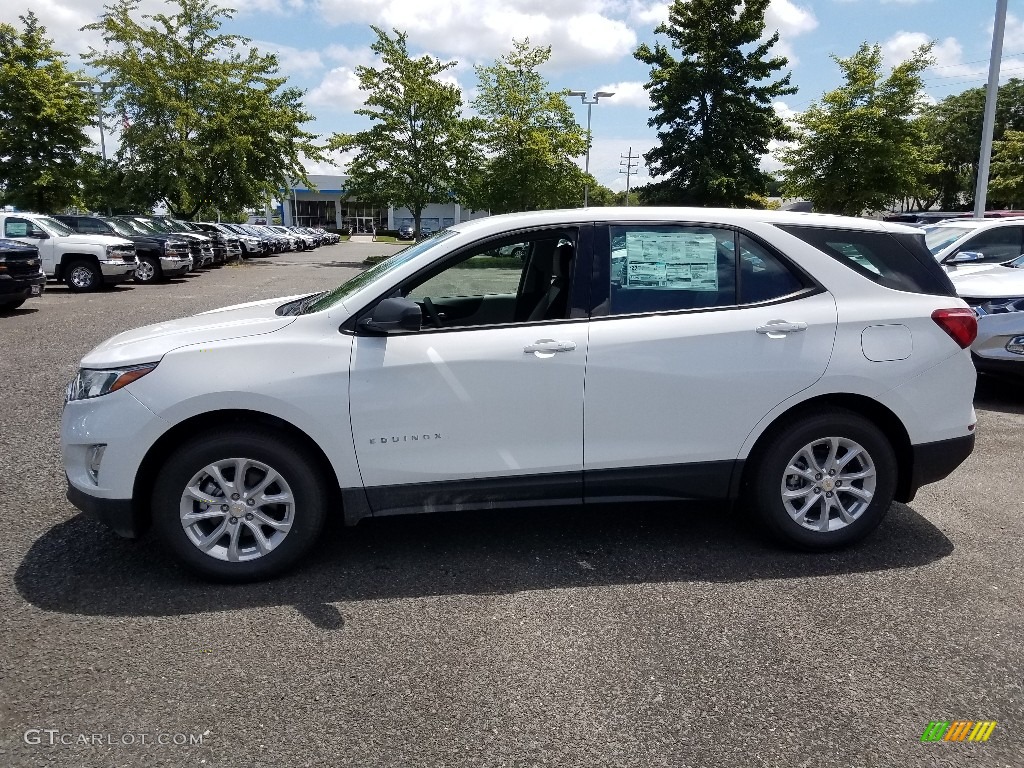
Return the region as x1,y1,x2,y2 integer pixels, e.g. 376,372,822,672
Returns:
975,374,1024,415
15,501,952,625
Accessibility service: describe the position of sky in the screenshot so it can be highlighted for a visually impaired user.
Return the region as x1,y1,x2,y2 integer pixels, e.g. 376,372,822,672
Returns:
5,0,1024,192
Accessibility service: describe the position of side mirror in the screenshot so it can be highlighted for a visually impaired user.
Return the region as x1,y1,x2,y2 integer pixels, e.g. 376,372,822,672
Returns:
28,229,49,240
358,297,422,335
948,251,984,264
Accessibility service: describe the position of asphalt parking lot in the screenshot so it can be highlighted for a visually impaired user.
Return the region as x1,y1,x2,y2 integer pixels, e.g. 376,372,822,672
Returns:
1,240,1022,767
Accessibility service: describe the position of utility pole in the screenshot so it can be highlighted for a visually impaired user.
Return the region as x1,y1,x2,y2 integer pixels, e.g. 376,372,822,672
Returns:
975,0,1009,217
619,147,640,206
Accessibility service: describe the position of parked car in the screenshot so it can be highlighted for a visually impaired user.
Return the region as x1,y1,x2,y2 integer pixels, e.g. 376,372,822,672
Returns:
216,224,266,258
63,208,977,581
0,212,135,292
55,215,191,284
190,222,244,262
0,238,46,311
120,217,215,269
923,217,1024,266
397,224,415,241
945,255,1024,377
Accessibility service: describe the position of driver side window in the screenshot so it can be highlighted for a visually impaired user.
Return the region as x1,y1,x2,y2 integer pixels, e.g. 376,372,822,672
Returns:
402,228,579,329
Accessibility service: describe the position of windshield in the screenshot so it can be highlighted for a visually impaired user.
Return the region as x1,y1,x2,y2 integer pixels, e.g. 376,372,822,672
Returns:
169,218,201,232
35,216,75,237
1009,254,1024,268
302,230,457,314
138,218,171,233
924,226,974,255
104,219,139,238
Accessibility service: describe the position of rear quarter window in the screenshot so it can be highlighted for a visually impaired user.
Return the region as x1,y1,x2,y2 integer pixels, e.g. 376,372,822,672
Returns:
777,225,957,297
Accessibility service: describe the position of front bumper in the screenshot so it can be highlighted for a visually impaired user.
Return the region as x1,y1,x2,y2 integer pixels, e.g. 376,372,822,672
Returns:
0,272,46,303
971,314,1024,376
159,255,192,277
67,480,146,538
99,260,136,284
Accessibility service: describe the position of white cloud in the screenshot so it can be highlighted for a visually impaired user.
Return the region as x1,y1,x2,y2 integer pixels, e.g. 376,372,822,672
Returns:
628,1,669,26
252,40,324,75
772,100,799,121
765,0,817,37
314,0,636,68
595,81,650,109
1000,12,1024,51
882,30,1024,89
579,137,654,190
306,67,365,111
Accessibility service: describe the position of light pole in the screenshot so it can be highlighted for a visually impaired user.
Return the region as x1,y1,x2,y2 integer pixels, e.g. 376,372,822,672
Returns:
568,90,614,207
974,0,1009,217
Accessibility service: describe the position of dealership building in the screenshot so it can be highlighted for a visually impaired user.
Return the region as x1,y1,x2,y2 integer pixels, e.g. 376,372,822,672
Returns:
279,174,490,233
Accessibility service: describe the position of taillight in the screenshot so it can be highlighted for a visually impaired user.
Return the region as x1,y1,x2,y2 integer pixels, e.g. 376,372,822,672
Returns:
932,308,978,349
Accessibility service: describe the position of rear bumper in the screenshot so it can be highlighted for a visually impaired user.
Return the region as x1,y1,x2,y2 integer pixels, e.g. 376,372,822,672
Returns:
900,433,976,502
972,352,1024,378
67,480,145,539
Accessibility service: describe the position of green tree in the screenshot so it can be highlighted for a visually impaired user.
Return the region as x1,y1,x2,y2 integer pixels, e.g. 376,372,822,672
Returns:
83,0,322,219
918,79,1024,210
329,27,479,236
780,43,934,216
470,40,589,213
989,129,1024,206
633,0,795,207
0,12,96,212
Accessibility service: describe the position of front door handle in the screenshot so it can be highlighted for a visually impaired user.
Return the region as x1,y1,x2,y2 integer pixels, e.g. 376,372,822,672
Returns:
524,339,577,355
756,320,808,338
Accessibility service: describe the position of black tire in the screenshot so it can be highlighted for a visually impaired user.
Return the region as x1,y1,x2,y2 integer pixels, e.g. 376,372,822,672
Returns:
511,246,525,259
747,408,897,550
152,429,328,582
134,255,163,284
64,259,102,292
0,298,26,312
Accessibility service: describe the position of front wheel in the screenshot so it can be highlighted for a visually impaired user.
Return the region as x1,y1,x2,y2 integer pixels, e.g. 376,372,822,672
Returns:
0,299,26,312
747,409,896,549
152,429,328,581
64,260,102,292
134,255,162,283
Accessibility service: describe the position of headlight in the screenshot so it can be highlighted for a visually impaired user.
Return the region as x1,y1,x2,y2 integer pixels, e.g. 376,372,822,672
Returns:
66,363,158,402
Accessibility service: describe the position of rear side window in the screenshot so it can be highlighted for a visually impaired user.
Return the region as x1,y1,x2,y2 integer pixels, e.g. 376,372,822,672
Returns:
777,225,957,297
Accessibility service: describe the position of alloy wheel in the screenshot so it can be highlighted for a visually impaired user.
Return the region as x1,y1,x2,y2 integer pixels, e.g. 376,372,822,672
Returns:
780,437,877,532
178,457,295,562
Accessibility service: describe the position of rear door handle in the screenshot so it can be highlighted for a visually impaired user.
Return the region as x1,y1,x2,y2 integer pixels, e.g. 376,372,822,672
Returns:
756,320,808,337
524,339,577,354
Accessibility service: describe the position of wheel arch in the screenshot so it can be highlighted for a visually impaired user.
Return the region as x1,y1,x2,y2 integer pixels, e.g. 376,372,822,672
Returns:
56,252,101,279
132,409,345,535
736,393,915,503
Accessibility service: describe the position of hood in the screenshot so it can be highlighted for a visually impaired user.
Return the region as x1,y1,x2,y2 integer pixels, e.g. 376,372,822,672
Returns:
59,233,134,248
80,295,305,368
167,232,212,243
949,264,1024,299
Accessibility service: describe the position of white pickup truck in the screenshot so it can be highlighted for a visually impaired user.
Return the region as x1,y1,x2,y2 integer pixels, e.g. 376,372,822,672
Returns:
0,212,136,292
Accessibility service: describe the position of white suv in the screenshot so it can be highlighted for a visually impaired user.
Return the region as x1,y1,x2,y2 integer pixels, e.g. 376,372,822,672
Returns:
62,208,978,581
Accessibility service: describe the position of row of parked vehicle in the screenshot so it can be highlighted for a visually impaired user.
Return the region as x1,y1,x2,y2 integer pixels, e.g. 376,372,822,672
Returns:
0,211,340,310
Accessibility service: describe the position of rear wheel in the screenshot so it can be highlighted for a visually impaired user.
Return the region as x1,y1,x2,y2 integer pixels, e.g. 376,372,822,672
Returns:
64,260,101,292
748,409,896,549
152,429,328,581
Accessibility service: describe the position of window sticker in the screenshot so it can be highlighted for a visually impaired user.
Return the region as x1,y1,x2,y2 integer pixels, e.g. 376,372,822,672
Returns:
623,231,719,291
5,221,28,237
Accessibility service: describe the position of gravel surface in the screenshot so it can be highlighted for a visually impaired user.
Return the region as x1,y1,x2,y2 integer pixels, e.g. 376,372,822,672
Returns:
1,242,1021,767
